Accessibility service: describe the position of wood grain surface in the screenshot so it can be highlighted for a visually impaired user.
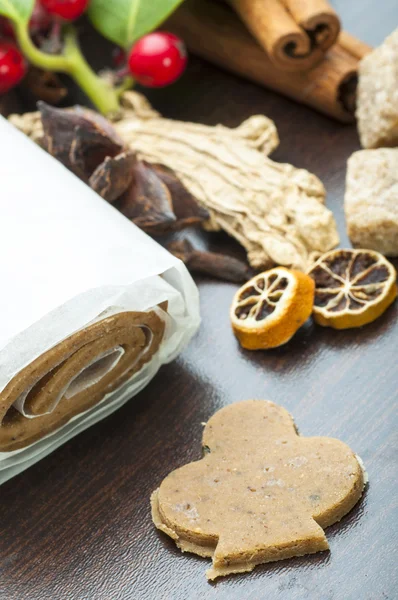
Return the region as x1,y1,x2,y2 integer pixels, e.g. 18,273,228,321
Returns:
1,1,397,599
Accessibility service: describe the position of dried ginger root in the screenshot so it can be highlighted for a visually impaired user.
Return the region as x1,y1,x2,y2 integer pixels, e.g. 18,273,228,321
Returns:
9,92,339,270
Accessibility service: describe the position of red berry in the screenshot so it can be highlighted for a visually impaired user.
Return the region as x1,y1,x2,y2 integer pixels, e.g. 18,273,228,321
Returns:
0,17,15,40
39,0,89,21
0,41,27,94
128,32,187,88
29,2,52,36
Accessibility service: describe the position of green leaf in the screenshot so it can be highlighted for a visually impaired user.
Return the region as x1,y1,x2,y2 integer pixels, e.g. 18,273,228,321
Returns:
0,0,34,24
88,0,185,49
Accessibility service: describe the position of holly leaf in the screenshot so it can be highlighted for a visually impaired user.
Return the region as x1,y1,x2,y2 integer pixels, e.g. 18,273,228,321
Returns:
0,0,34,24
88,0,185,49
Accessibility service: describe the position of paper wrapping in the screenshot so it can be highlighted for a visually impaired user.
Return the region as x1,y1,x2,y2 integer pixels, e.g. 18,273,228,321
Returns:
0,116,200,484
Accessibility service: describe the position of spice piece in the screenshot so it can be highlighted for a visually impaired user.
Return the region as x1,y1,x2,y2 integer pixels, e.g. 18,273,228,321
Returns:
151,400,365,580
116,92,338,271
89,150,136,203
116,161,177,233
230,267,314,349
282,0,340,50
345,149,398,257
150,163,209,229
21,67,67,105
356,28,398,148
39,101,89,178
70,123,124,180
338,31,373,61
228,0,340,71
38,101,125,181
11,96,338,269
12,103,210,233
167,0,369,123
308,248,397,329
168,239,252,283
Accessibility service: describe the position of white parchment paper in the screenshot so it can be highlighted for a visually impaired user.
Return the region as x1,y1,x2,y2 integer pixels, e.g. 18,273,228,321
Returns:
0,117,200,484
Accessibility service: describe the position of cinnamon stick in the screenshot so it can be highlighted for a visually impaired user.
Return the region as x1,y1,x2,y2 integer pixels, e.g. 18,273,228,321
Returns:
167,0,368,123
338,31,373,60
228,0,340,71
282,0,340,49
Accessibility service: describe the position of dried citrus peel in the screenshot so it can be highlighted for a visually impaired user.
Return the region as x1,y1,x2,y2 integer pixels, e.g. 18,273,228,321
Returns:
230,267,315,349
308,249,397,329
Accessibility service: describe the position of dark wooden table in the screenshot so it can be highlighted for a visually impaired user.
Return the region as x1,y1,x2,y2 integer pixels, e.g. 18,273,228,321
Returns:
1,2,397,599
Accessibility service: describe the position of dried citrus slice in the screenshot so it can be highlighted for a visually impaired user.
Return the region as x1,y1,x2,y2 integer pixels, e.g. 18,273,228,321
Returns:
308,249,397,329
230,267,315,349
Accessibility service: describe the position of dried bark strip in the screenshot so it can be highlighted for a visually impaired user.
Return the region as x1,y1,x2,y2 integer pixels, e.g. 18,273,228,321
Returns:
89,151,136,203
150,163,210,229
38,102,124,182
116,161,177,233
168,239,252,283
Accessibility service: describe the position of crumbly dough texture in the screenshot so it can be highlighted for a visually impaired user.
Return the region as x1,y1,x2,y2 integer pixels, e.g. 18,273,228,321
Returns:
9,92,339,272
345,148,398,256
151,400,365,580
356,28,398,149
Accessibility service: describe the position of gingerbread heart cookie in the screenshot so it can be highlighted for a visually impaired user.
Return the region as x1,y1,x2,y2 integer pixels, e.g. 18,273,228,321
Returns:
151,400,365,580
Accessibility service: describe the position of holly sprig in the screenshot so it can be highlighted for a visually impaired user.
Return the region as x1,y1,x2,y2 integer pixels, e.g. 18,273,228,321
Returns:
0,0,185,114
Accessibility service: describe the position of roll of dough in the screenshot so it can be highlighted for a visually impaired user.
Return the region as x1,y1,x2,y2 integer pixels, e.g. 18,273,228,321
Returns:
0,117,200,483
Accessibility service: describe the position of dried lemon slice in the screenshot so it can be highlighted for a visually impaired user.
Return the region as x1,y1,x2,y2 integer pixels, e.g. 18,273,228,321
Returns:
230,267,315,349
308,249,397,329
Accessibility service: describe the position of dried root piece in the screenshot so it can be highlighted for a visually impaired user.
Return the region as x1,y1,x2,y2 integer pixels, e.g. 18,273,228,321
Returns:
10,93,339,269
119,91,280,156
8,109,45,143
115,92,338,271
116,161,177,233
168,239,252,282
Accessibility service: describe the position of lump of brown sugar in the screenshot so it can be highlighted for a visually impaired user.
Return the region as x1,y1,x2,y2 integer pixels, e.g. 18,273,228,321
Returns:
356,28,398,149
151,400,365,580
345,148,398,256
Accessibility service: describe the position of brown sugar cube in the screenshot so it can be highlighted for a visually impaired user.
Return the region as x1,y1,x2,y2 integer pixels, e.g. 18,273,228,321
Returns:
151,400,365,580
356,28,398,149
345,148,398,256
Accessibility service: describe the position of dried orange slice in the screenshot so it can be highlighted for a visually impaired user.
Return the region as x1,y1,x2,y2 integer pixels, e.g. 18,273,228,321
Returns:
308,249,397,329
230,267,315,349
